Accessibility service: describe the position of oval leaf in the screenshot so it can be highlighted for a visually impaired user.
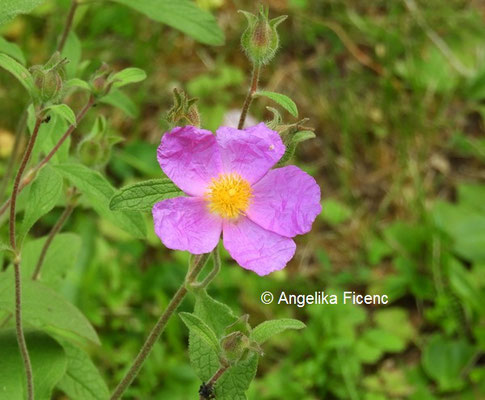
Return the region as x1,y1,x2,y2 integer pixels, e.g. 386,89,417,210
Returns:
180,312,221,356
112,0,224,46
0,278,100,345
0,53,34,93
109,67,147,89
44,104,77,127
250,318,306,345
0,36,26,64
254,91,298,117
0,330,67,400
0,0,47,27
110,178,184,211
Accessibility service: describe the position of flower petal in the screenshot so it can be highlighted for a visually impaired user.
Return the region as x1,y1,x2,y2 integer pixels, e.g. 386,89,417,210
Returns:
158,126,222,196
216,123,285,184
223,217,295,276
153,197,221,254
247,165,321,237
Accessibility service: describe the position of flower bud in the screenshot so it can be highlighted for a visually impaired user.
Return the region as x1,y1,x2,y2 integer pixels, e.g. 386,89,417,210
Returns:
239,7,287,65
165,88,201,128
30,52,68,105
90,63,113,97
77,116,122,169
220,331,250,363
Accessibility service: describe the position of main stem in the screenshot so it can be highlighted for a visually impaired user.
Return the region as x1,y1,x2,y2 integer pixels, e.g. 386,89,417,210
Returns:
0,96,95,219
110,253,211,400
9,116,42,400
57,0,78,53
238,64,261,129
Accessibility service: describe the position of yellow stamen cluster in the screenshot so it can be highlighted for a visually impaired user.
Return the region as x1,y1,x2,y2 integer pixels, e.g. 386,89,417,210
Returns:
206,173,252,219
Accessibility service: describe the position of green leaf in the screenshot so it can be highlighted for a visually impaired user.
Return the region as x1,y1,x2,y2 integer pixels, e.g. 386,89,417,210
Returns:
0,53,34,93
0,278,100,345
254,91,298,117
20,165,63,242
21,233,81,285
108,67,146,89
458,183,485,213
215,353,258,400
0,330,67,400
64,78,91,92
0,0,47,27
61,31,81,79
100,88,139,118
292,130,316,143
44,104,77,126
0,36,26,64
109,178,184,211
57,342,110,400
54,163,146,238
189,290,237,381
179,312,221,356
250,318,305,345
422,335,475,392
32,114,70,164
112,0,224,46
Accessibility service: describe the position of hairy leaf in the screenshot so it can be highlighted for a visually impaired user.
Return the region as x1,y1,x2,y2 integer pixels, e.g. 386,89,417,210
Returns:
254,91,298,117
0,330,67,400
57,342,110,400
180,312,221,356
0,278,100,345
0,0,47,27
54,163,146,238
19,165,63,243
0,53,34,93
0,36,26,64
109,67,146,89
112,0,224,46
44,104,77,127
109,178,184,211
215,353,259,400
250,318,306,344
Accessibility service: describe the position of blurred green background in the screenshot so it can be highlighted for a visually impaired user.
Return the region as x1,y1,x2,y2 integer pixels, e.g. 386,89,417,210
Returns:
1,0,485,399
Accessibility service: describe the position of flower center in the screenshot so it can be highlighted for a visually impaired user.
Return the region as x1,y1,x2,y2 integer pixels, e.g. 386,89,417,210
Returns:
206,173,252,219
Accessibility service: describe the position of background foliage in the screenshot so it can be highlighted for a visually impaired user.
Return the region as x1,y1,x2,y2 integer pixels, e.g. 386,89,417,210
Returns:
0,0,484,399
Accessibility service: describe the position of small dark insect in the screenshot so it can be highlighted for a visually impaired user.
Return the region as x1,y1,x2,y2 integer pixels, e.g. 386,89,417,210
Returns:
198,382,215,399
43,115,51,123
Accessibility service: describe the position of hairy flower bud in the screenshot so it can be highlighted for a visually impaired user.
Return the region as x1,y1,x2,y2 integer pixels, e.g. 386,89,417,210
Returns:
77,116,122,169
90,63,113,97
165,88,201,128
239,7,287,65
30,52,68,105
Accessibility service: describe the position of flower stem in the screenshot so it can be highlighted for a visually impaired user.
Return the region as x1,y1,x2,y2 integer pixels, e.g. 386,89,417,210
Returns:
0,96,95,220
199,363,230,400
238,64,261,129
57,0,78,53
14,259,34,400
32,188,77,280
9,116,42,400
191,246,221,289
110,253,212,400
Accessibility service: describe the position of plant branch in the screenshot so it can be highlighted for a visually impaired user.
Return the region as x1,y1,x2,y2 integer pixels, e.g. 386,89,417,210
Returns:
110,252,212,400
8,116,42,400
31,188,77,280
238,64,261,129
14,260,34,400
199,363,230,400
57,0,78,53
190,246,221,289
0,96,95,220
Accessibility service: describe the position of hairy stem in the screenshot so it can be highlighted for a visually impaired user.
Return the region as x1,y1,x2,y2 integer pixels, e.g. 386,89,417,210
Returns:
10,117,42,250
14,260,34,400
32,189,77,280
110,253,212,400
0,96,95,219
9,116,42,400
57,0,78,53
199,363,230,400
191,247,221,289
238,64,261,129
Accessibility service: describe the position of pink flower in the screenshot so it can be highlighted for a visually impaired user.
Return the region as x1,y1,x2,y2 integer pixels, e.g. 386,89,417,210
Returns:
152,123,321,276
